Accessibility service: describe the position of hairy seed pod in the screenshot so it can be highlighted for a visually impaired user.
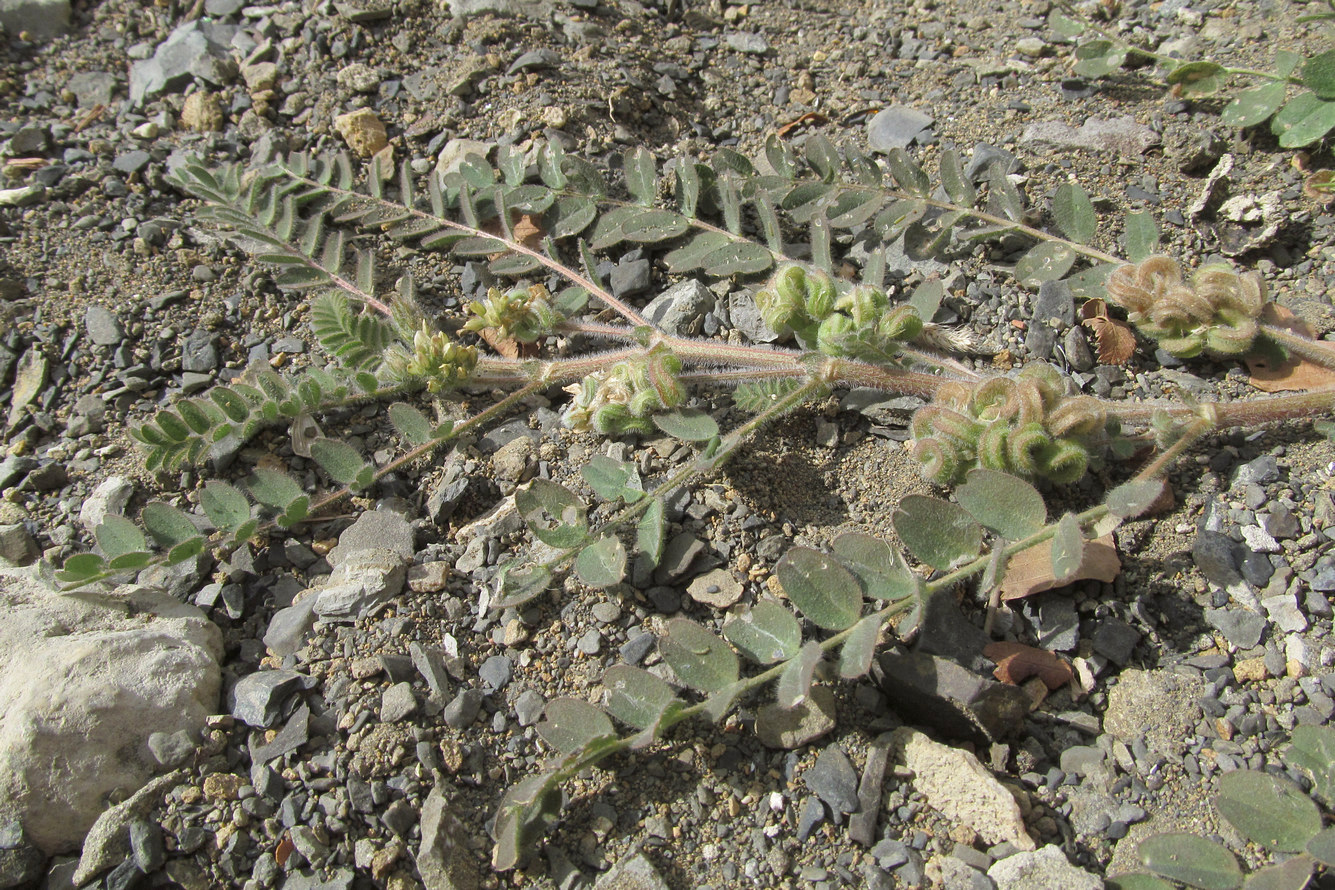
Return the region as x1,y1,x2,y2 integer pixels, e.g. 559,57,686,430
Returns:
839,285,888,326
927,408,984,453
755,288,800,332
1205,321,1257,356
646,351,685,408
628,388,662,417
816,313,856,355
879,305,923,343
934,382,974,412
1039,439,1089,484
1047,397,1105,438
912,437,960,485
772,265,809,307
1158,332,1204,358
1006,422,1052,476
970,377,1014,422
976,423,1011,473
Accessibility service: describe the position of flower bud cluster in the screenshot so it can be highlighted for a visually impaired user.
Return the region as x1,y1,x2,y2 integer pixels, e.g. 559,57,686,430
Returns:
755,264,923,360
463,284,561,345
910,363,1113,485
1105,257,1265,358
562,348,685,435
384,322,478,393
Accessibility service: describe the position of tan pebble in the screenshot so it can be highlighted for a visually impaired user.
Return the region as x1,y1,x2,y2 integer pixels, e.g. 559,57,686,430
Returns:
181,91,225,132
502,619,528,646
202,773,245,801
1216,717,1235,741
1287,659,1308,678
334,109,388,158
1233,657,1269,683
407,561,451,593
180,786,202,805
350,657,382,679
370,843,403,880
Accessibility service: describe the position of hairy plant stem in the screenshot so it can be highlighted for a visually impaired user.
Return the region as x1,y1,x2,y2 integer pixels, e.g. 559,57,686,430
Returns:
1260,323,1335,375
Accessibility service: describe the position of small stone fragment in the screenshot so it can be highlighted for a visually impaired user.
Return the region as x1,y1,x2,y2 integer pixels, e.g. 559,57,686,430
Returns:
417,786,480,889
380,683,418,723
335,109,389,158
803,745,859,814
987,845,1101,890
756,685,837,749
891,727,1035,851
686,569,744,609
180,91,225,132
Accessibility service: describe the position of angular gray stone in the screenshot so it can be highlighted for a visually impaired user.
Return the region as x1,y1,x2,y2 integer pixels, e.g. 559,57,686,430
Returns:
642,280,714,337
1031,279,1074,327
443,689,483,729
230,670,308,729
1091,618,1139,666
380,683,418,722
78,477,135,533
1193,531,1243,588
478,655,513,693
0,524,37,565
594,851,669,890
0,567,219,857
803,745,859,814
146,730,195,769
84,305,124,346
0,819,44,888
128,20,239,104
1205,607,1266,649
313,549,408,621
874,650,1029,743
417,786,480,890
1262,593,1307,633
755,685,837,749
867,106,933,153
724,31,768,54
0,0,69,40
328,510,414,566
263,596,318,657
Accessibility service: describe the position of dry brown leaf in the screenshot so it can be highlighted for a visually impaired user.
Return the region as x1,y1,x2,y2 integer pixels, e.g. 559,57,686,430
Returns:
1243,304,1335,393
984,641,1075,689
1079,297,1137,365
512,213,544,251
775,111,831,138
275,835,295,867
999,533,1120,602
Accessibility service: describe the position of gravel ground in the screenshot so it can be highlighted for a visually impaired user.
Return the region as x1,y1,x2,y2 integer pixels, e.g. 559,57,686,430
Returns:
1,0,1334,887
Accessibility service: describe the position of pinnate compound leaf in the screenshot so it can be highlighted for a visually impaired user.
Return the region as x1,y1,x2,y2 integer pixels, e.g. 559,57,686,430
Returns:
57,552,109,583
1138,833,1242,890
939,148,976,206
1016,242,1077,287
95,515,146,559
653,408,719,442
723,600,801,664
167,536,207,565
1240,856,1314,890
140,502,200,549
387,402,434,446
246,467,306,513
1303,48,1335,100
955,469,1046,540
1222,81,1288,129
660,618,739,695
491,774,565,871
636,498,666,566
1307,827,1335,867
1288,725,1335,807
1273,91,1335,148
1124,210,1159,263
536,698,615,755
886,148,930,197
491,564,551,611
829,532,919,602
775,547,863,631
1166,60,1225,97
892,495,983,571
310,439,373,489
1052,183,1096,243
516,479,588,548
574,536,627,588
602,665,677,730
582,455,640,501
839,616,880,679
700,241,772,276
776,641,822,708
1051,513,1085,582
1073,40,1127,78
1216,770,1321,853
1106,479,1166,519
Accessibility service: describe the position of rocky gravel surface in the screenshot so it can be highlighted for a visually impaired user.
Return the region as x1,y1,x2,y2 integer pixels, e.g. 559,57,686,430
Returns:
0,0,1334,887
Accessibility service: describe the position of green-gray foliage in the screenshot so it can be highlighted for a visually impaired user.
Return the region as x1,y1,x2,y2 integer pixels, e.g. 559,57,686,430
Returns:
48,127,1335,873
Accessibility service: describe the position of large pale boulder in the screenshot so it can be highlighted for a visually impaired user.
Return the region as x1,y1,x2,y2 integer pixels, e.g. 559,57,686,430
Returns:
0,567,222,855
